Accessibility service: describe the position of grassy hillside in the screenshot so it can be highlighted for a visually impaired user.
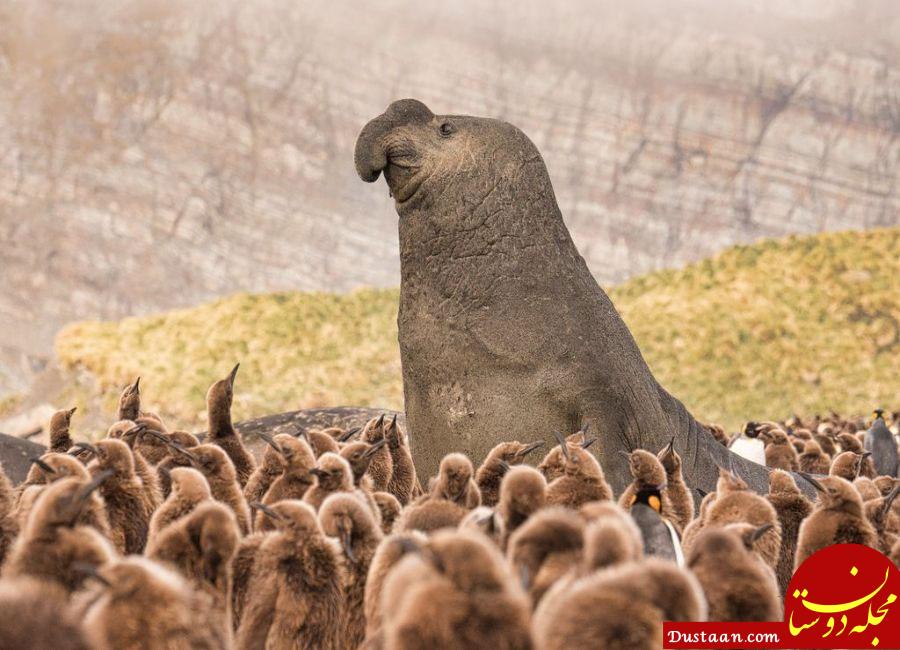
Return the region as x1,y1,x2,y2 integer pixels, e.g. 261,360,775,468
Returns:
55,228,900,431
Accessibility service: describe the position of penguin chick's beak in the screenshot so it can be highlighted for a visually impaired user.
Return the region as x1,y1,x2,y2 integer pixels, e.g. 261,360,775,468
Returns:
72,562,112,588
661,436,675,457
363,438,387,457
73,441,99,457
257,432,282,454
31,457,56,474
581,437,598,450
342,530,357,563
338,427,361,443
552,431,571,462
520,441,545,457
882,484,900,517
309,468,329,480
797,471,825,493
226,363,240,387
250,502,284,522
751,523,774,543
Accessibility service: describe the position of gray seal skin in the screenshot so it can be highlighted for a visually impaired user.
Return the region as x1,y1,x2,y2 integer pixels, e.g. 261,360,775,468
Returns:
354,98,781,496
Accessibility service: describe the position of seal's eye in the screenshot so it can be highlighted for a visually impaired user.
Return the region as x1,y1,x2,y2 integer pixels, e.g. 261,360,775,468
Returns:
439,122,455,137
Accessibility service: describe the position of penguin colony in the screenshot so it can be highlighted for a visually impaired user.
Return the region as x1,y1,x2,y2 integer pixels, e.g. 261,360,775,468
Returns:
0,370,898,649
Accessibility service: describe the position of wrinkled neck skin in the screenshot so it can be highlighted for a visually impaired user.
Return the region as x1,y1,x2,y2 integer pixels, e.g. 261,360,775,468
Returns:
395,143,791,498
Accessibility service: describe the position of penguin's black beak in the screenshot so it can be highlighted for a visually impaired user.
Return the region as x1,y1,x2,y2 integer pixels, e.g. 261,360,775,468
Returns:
250,501,284,521
552,431,570,462
520,441,545,457
31,457,56,474
797,471,825,493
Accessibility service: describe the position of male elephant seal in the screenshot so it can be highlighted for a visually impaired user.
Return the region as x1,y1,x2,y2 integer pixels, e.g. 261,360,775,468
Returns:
354,99,779,496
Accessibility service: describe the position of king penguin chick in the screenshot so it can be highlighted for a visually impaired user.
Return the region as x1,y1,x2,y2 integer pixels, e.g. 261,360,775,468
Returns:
236,500,344,650
798,439,831,474
148,466,212,542
765,469,813,596
862,484,900,553
113,422,163,510
393,496,468,534
687,526,781,621
795,473,878,568
429,452,482,509
258,433,316,508
761,427,799,471
319,492,384,649
154,430,201,497
372,491,402,534
360,414,394,492
533,558,706,650
497,464,547,550
363,531,429,643
302,451,357,513
205,363,256,487
117,376,141,422
0,577,91,650
162,440,251,535
854,476,882,501
48,406,78,453
383,529,533,650
536,429,588,482
145,500,240,632
340,439,385,491
3,473,116,593
384,414,417,505
78,556,229,649
657,436,694,532
475,440,545,507
545,430,612,508
865,412,899,477
699,468,782,570
83,439,153,554
507,506,585,607
243,433,284,505
305,428,341,457
830,450,869,481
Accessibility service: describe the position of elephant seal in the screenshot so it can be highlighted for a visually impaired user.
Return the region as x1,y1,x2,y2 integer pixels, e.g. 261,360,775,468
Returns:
355,99,789,496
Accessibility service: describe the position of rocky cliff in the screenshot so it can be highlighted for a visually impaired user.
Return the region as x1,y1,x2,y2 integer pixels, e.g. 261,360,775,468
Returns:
0,0,897,397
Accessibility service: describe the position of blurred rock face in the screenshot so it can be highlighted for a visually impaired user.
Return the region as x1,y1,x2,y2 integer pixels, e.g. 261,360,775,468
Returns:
0,0,897,396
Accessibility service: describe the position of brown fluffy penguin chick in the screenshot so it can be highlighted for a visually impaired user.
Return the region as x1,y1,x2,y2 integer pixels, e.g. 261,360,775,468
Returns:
799,439,831,474
306,429,341,457
19,451,88,489
0,577,91,650
360,414,394,492
830,450,868,481
545,432,613,508
839,432,878,478
373,490,402,534
258,434,316,507
168,441,251,535
429,452,482,509
874,475,898,496
863,485,900,553
795,473,878,568
230,525,266,632
154,430,201,497
117,376,141,421
0,461,18,565
205,363,256,487
687,526,781,621
148,466,212,542
460,506,505,547
83,439,153,554
319,493,384,649
113,423,163,510
476,440,544,507
383,529,533,650
302,452,355,512
340,439,384,490
384,414,416,505
681,489,717,551
236,500,344,650
698,469,782,570
363,531,429,642
536,431,586,482
507,506,585,607
3,473,116,593
393,496,468,534
78,556,228,650
533,558,706,650
146,500,240,630
766,469,813,596
854,476,882,501
497,465,547,550
761,427,799,471
243,436,283,505
48,406,78,453
657,437,694,532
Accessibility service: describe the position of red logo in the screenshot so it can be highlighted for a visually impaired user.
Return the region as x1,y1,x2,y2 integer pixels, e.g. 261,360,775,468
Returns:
786,544,900,648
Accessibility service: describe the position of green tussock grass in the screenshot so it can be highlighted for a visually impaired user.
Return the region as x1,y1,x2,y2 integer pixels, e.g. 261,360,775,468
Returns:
55,228,900,431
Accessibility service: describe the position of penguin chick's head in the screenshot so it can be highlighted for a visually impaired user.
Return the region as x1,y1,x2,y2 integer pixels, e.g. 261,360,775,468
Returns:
657,436,680,474
340,439,386,482
169,467,211,501
310,453,353,492
686,526,748,567
486,440,545,466
421,528,512,594
499,466,547,516
767,469,801,496
361,414,387,443
49,407,77,433
32,453,89,483
91,439,135,478
117,377,141,418
272,434,316,474
437,453,474,502
254,499,322,537
799,474,863,513
624,449,666,488
319,493,380,563
206,363,239,412
35,472,112,528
